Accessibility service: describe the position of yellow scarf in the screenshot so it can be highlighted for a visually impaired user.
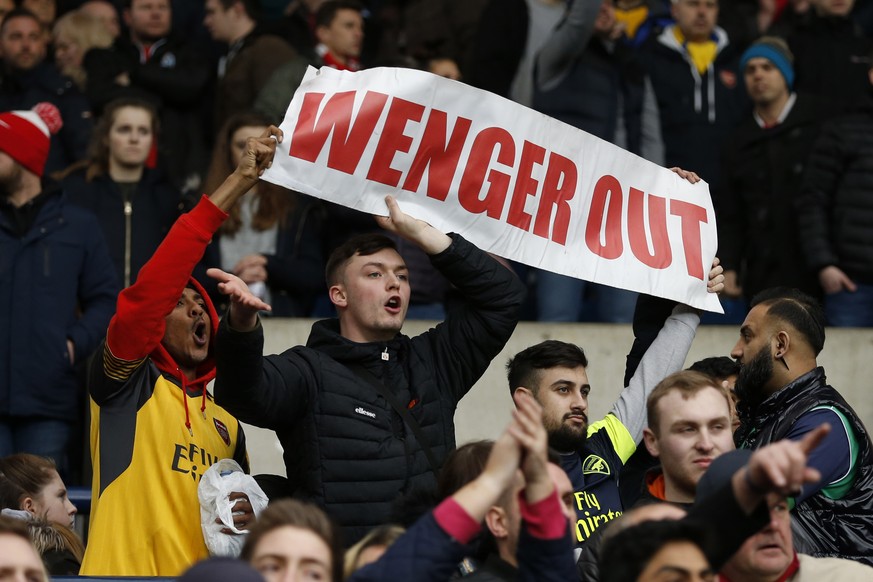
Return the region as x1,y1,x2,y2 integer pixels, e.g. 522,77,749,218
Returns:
673,27,717,75
614,5,649,40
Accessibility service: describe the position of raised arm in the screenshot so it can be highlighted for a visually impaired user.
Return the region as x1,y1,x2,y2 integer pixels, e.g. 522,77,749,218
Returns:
535,0,603,90
611,259,723,443
96,127,281,400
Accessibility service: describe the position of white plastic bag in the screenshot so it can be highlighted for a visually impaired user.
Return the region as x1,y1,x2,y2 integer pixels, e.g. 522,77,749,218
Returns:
198,459,269,557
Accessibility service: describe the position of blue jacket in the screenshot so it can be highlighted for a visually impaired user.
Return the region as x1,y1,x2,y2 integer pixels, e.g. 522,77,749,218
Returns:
0,188,118,419
349,507,575,582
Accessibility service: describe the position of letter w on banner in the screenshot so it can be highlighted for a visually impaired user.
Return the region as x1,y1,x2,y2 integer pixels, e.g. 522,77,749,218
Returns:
263,66,722,312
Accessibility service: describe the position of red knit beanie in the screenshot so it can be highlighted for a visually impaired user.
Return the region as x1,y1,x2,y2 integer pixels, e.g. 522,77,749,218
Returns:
0,103,63,177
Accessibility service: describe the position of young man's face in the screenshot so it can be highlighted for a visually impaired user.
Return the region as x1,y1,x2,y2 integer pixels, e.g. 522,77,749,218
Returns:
250,525,333,582
317,8,363,61
644,386,734,501
527,366,590,454
0,533,47,582
744,57,788,106
125,0,171,44
638,540,714,582
162,287,211,377
721,495,793,580
203,0,233,43
0,15,46,71
331,247,410,343
671,0,718,42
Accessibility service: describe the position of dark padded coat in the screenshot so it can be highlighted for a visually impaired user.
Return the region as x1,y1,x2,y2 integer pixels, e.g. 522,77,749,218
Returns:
716,94,830,300
735,368,873,566
796,96,873,285
214,234,525,543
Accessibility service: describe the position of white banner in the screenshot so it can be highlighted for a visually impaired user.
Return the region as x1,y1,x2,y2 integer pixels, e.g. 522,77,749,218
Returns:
263,66,722,312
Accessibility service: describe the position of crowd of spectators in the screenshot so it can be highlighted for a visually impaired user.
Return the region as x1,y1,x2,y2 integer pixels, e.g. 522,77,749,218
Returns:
0,0,872,579
0,0,869,325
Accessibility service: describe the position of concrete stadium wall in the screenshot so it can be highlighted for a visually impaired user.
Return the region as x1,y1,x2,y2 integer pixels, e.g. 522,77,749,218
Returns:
241,319,873,476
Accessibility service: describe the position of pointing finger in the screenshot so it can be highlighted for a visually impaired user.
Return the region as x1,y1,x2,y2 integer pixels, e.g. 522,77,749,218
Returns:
799,423,831,456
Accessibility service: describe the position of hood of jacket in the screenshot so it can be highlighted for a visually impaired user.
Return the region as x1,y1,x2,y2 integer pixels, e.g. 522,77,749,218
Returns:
150,275,220,393
656,23,730,55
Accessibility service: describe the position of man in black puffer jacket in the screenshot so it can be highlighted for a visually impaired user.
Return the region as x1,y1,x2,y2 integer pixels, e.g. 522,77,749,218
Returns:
731,288,873,565
796,78,873,327
214,195,525,544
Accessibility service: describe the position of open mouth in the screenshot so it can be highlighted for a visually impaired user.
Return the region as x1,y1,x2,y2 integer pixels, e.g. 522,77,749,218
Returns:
385,296,402,313
192,321,208,347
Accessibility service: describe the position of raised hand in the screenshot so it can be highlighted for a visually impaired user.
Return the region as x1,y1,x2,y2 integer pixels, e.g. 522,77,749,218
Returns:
509,390,553,504
373,195,451,255
669,166,701,184
207,268,271,332
209,126,284,212
708,257,725,294
234,125,283,182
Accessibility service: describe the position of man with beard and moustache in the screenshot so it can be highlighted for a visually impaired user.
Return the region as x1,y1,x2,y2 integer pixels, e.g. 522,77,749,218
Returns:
504,260,724,554
731,287,873,565
0,103,117,466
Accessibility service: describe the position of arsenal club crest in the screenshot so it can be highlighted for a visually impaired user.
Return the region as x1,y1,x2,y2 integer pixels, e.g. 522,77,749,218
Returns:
719,70,737,89
213,418,230,446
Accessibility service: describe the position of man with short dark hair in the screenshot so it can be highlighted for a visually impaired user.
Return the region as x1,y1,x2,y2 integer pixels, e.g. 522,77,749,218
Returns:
0,8,92,175
214,195,526,543
732,287,873,565
79,124,280,577
505,262,723,553
314,0,364,71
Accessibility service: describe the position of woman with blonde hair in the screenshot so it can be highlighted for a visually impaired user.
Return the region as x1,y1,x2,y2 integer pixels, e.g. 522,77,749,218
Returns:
343,525,405,578
52,10,114,90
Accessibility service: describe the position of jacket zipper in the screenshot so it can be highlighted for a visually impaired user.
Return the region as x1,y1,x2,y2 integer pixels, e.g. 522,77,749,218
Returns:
123,192,133,288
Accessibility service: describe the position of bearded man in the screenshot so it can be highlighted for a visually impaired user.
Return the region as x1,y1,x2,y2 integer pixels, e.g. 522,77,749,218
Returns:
731,287,873,566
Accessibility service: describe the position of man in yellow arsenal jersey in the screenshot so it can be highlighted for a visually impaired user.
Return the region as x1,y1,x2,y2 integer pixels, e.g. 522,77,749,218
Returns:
81,127,281,576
